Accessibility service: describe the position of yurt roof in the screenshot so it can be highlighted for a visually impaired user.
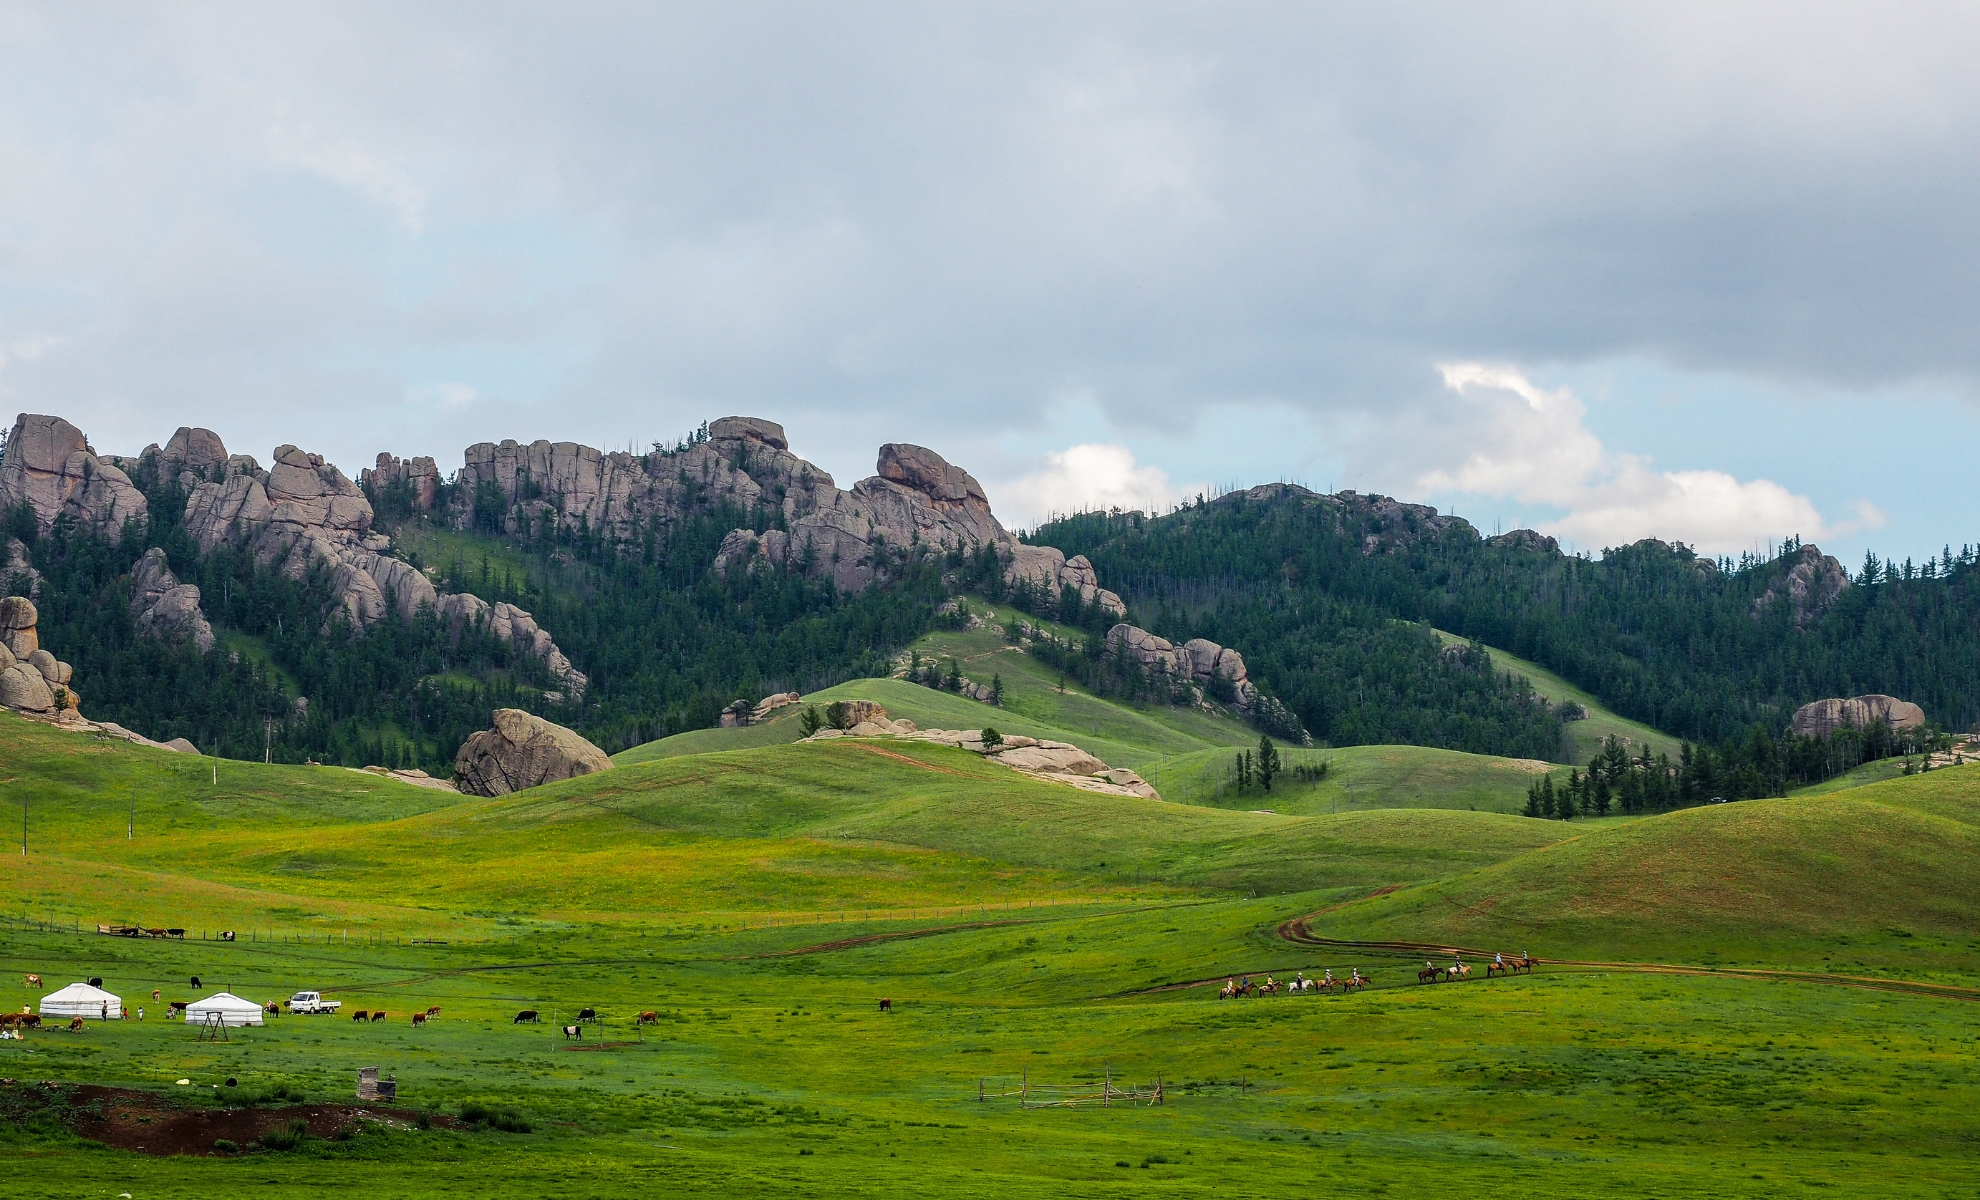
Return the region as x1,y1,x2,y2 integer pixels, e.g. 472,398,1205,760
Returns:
185,991,263,1011
42,982,120,1005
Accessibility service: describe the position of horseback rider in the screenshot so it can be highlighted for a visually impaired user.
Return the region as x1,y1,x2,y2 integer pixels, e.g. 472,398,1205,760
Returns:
1350,967,1362,984
1323,967,1334,984
1494,951,1503,967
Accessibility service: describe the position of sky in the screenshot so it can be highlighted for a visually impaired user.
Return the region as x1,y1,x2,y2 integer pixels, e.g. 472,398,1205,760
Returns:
2,3,1978,566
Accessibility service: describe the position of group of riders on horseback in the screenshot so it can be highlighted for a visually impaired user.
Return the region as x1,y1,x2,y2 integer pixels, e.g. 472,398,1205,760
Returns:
1219,966,1368,998
1418,951,1534,984
1218,951,1536,998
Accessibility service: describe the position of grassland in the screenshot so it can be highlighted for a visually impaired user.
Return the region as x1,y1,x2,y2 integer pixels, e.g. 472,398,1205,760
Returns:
4,701,1979,1196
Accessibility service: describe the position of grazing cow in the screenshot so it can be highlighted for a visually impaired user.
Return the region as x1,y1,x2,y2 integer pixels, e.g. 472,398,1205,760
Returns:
87,977,102,988
425,1006,441,1017
23,975,41,989
0,1013,17,1028
636,1011,659,1026
190,976,201,989
166,928,185,939
167,1001,190,1016
513,1009,539,1024
878,998,892,1012
371,1011,387,1023
576,1007,598,1023
144,928,166,939
352,1010,370,1022
562,1025,582,1040
67,1017,84,1033
411,1012,427,1027
18,1015,39,1029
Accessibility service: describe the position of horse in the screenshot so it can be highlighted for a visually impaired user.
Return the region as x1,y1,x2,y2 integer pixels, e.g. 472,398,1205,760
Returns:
265,1002,281,1016
1417,965,1440,984
877,999,892,1013
1343,972,1369,991
23,975,40,989
1257,976,1281,995
1513,954,1535,975
352,1010,370,1022
411,1012,427,1027
1218,980,1241,999
576,1006,599,1023
1449,962,1472,981
1485,959,1509,979
514,1009,539,1024
562,1024,583,1041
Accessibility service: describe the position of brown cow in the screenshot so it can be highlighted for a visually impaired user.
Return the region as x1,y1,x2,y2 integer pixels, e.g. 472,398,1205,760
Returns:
877,998,892,1012
167,1001,189,1016
352,1010,370,1022
371,1011,387,1023
411,1012,427,1027
66,1017,84,1033
635,1011,659,1026
23,975,41,989
425,1006,441,1016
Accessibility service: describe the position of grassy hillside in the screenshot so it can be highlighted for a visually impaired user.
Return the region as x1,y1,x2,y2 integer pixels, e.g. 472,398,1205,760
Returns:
1433,628,1682,762
7,707,1980,1195
1141,743,1563,815
1309,763,1980,968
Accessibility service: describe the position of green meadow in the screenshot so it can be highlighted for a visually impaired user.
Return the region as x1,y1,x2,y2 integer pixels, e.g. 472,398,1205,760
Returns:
2,649,1977,1197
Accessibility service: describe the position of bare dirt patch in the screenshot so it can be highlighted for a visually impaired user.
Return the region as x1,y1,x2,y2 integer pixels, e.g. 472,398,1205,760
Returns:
0,1081,446,1156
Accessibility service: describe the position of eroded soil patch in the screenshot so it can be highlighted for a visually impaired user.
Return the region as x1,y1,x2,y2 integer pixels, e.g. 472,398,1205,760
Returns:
0,1081,447,1156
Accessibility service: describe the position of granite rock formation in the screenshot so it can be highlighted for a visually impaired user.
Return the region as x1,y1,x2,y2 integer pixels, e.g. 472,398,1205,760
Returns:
0,414,149,536
2,536,39,599
129,548,217,652
0,597,79,715
453,708,614,796
1103,622,1258,710
1789,694,1927,740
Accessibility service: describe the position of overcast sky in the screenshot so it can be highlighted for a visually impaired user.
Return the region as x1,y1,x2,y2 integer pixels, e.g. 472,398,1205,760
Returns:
3,3,1977,564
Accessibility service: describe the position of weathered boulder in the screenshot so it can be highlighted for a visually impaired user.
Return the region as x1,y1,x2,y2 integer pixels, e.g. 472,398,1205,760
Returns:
987,744,1109,776
1,595,39,658
1104,623,1260,710
158,427,230,482
1754,545,1850,628
709,416,789,450
0,414,148,536
1790,695,1926,740
163,737,199,755
452,708,613,796
129,548,216,652
0,662,55,712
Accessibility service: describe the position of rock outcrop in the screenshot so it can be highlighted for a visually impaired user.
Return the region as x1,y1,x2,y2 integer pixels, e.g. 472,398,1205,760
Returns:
1755,544,1850,628
801,719,1160,798
1103,623,1258,710
1486,529,1560,554
129,549,216,652
377,417,1124,612
452,708,614,796
366,452,441,511
1790,694,1926,740
153,427,587,696
0,414,149,536
0,597,77,715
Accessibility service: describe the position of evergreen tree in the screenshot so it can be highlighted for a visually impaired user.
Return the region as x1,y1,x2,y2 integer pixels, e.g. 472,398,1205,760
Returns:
1257,734,1280,793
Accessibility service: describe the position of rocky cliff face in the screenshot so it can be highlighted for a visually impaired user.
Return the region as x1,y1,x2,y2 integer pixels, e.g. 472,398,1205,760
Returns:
376,416,1127,614
0,596,79,715
1103,623,1257,710
0,414,149,536
453,708,613,796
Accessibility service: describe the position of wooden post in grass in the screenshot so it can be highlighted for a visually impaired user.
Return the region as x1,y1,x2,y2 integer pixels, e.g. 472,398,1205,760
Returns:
1104,1066,1110,1108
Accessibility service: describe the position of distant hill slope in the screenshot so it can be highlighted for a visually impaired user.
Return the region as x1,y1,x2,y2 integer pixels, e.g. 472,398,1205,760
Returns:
1430,628,1682,763
1308,763,1980,966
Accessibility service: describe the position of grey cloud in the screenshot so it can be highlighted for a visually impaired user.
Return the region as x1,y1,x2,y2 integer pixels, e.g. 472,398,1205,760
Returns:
1,2,1977,481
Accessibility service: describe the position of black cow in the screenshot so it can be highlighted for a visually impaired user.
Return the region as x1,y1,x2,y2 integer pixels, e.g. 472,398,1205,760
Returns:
87,977,102,988
563,1025,583,1040
878,998,892,1012
513,1009,539,1024
576,1007,598,1023
190,976,201,989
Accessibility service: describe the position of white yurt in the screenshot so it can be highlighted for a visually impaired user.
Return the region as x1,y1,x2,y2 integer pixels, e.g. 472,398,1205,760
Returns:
40,982,122,1020
183,991,264,1027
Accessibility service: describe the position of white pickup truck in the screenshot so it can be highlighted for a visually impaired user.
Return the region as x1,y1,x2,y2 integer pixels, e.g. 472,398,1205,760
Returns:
288,991,341,1015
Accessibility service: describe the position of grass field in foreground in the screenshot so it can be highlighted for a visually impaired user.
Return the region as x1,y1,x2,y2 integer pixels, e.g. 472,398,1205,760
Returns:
6,711,1980,1196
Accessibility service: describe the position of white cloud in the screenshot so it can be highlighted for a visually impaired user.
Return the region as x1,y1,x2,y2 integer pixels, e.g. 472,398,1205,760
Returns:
992,443,1204,529
1427,364,1832,554
406,381,478,408
265,119,427,231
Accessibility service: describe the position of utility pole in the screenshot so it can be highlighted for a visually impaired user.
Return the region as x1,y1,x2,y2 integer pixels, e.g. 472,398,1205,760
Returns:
128,790,134,840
